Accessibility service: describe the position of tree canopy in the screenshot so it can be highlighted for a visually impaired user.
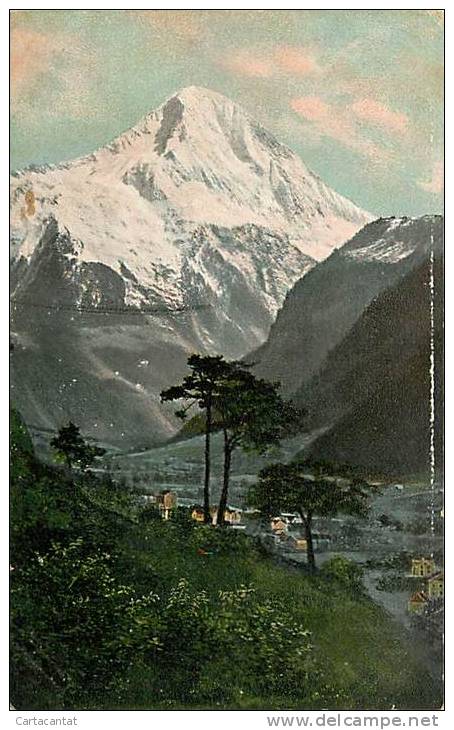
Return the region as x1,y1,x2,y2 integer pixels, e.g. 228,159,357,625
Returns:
213,366,302,525
249,461,371,571
50,421,105,471
214,368,302,454
161,355,238,523
162,355,303,526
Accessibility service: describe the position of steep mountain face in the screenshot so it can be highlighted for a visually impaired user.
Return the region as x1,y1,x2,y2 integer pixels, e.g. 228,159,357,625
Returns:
302,256,444,478
10,86,370,446
252,215,443,395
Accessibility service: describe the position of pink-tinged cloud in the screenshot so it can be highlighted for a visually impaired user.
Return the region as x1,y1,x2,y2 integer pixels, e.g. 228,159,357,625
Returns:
11,27,65,108
418,160,443,194
351,98,409,133
290,96,329,121
221,45,319,79
11,22,100,120
290,95,388,164
273,45,319,76
222,50,274,78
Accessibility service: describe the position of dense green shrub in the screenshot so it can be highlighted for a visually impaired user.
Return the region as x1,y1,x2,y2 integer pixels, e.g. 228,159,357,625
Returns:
11,540,159,708
319,557,366,596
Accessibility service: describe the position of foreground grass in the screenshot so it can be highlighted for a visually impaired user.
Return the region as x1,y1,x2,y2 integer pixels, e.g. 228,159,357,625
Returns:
11,409,441,711
104,515,441,711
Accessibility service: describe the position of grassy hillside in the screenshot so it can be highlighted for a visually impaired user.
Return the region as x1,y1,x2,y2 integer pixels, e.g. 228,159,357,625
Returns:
10,408,442,710
117,518,442,710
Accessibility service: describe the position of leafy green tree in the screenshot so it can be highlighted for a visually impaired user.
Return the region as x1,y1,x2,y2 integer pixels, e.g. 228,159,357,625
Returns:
161,355,237,524
214,370,302,525
249,461,370,572
50,422,105,471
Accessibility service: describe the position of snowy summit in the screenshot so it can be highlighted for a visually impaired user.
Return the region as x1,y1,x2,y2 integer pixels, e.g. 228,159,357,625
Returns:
11,86,371,316
10,86,372,445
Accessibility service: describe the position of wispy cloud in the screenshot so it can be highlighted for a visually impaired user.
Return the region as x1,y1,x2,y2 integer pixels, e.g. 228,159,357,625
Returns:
10,26,65,110
220,45,319,79
350,98,408,134
272,45,320,76
290,95,387,164
290,96,328,121
222,50,274,78
11,17,100,120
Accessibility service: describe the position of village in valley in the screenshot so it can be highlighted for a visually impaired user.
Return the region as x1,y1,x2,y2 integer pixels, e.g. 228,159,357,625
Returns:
138,465,444,664
35,415,443,656
407,558,444,614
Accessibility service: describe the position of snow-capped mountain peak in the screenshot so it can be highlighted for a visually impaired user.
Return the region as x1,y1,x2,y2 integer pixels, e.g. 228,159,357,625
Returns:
11,87,373,445
11,85,373,323
11,86,372,289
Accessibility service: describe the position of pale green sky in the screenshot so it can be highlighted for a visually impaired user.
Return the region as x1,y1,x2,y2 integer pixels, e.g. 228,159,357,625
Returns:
11,9,443,217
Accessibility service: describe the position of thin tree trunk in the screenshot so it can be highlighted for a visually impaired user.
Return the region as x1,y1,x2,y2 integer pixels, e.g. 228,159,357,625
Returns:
217,430,232,526
203,399,212,524
302,513,316,573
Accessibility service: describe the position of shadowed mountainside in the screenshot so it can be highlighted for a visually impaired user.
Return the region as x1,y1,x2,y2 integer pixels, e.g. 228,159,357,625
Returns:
299,256,444,478
252,216,443,397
